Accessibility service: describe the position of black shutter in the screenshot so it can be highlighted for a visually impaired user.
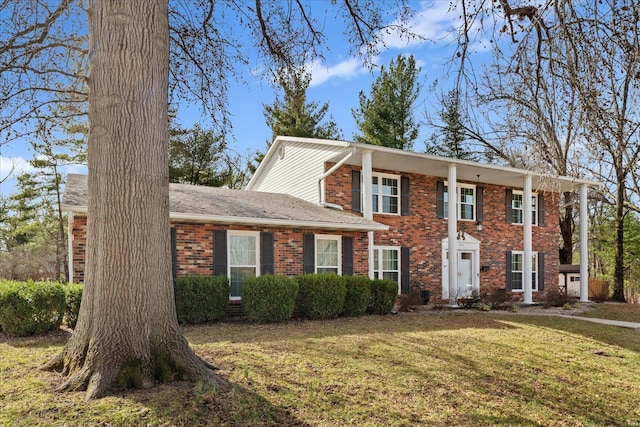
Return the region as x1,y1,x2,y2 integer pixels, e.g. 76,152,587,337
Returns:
401,176,410,216
505,251,513,291
401,246,410,294
436,181,445,219
342,236,354,276
352,170,362,213
538,252,545,291
538,194,545,227
505,189,513,224
213,230,227,276
303,233,315,274
170,227,177,279
476,186,484,223
261,232,274,275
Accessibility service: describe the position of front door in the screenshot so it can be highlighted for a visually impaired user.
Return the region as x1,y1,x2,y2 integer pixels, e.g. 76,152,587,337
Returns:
458,251,474,297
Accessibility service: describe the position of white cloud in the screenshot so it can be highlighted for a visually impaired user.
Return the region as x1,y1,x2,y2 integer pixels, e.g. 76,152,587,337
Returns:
307,57,369,87
0,156,35,178
381,1,459,49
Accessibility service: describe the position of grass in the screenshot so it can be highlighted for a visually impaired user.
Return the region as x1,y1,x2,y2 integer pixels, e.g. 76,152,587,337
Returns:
1,309,640,426
575,301,640,323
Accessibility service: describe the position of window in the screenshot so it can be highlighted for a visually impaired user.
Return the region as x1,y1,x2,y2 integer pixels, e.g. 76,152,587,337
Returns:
372,174,399,214
443,183,475,220
228,231,260,298
315,235,341,274
511,191,537,225
510,251,538,292
373,247,400,283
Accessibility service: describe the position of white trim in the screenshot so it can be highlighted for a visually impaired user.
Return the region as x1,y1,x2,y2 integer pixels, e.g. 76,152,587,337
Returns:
443,181,477,221
447,164,458,305
60,205,389,232
373,246,401,294
579,184,589,302
314,234,342,275
441,234,480,300
371,172,401,215
510,251,539,292
227,230,261,300
523,175,533,304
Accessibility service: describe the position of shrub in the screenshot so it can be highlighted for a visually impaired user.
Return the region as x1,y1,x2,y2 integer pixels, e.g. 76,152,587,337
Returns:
341,275,371,317
368,279,399,315
0,280,66,336
64,283,84,328
296,274,346,320
174,275,230,324
397,287,422,312
242,274,298,323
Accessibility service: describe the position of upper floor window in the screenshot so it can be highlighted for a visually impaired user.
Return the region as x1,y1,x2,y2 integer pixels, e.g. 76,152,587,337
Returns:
372,174,399,214
443,183,476,221
510,191,538,225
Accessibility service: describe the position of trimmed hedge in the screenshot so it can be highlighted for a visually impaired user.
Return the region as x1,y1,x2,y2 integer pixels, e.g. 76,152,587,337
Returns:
64,283,83,328
296,273,346,320
0,280,66,336
368,279,399,315
174,275,230,324
242,274,298,323
342,275,372,317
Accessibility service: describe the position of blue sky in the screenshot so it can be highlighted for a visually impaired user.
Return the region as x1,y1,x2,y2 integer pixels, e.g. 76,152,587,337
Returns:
0,1,479,196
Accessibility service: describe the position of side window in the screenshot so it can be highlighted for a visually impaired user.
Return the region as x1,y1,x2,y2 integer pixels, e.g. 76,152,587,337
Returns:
511,191,537,225
373,247,400,283
510,251,538,292
228,231,260,299
372,174,399,214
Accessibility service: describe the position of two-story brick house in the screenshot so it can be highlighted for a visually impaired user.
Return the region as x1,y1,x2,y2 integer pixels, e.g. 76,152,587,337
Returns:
63,136,600,305
247,136,600,304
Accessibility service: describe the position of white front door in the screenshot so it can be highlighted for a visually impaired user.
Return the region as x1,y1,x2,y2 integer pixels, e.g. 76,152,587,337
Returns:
441,234,480,300
458,251,474,297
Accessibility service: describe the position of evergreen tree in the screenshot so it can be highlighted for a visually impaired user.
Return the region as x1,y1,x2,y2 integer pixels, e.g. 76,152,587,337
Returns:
250,69,342,174
352,54,421,150
426,89,479,161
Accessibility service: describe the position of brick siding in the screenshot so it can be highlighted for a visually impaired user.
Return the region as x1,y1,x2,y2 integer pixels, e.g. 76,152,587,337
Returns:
324,163,561,302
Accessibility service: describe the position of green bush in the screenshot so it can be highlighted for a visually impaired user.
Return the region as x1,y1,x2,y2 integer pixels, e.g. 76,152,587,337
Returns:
242,274,298,323
368,279,399,315
296,273,346,320
0,280,66,336
64,283,83,328
341,275,372,317
174,275,230,324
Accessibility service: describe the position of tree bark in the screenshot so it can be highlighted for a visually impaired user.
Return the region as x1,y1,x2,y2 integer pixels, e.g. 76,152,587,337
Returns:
42,0,228,399
612,180,626,302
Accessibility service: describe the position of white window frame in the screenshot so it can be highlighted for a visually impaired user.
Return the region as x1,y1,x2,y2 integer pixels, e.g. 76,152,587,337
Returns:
227,230,260,300
315,234,342,275
511,191,537,225
373,246,401,292
511,251,538,292
371,172,400,215
443,182,476,221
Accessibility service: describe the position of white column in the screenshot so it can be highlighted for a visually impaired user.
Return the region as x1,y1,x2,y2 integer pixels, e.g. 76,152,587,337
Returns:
579,184,589,302
448,164,458,306
362,150,375,279
68,212,74,283
523,175,533,304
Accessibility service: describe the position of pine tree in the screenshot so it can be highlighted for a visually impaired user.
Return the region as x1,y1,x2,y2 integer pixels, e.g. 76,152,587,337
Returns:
352,54,421,150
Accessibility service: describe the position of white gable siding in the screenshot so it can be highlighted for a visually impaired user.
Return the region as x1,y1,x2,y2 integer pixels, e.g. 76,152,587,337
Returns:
250,142,348,204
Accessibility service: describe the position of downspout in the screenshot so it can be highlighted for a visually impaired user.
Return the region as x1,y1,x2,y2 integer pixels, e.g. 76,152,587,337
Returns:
318,146,357,208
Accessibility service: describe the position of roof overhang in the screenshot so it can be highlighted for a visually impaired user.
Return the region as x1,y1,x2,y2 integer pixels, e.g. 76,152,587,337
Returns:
255,136,602,193
61,204,389,232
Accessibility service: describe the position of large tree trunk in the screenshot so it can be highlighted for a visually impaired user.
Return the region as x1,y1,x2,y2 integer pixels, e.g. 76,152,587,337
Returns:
42,0,228,399
558,191,573,265
612,180,626,302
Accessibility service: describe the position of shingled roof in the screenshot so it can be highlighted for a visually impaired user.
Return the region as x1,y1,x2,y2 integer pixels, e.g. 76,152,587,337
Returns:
62,174,388,232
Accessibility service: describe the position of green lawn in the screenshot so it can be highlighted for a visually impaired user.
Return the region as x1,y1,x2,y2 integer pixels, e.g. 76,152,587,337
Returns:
1,310,640,426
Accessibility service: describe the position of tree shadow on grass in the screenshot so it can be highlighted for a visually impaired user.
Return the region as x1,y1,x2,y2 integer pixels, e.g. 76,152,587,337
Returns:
124,380,311,427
